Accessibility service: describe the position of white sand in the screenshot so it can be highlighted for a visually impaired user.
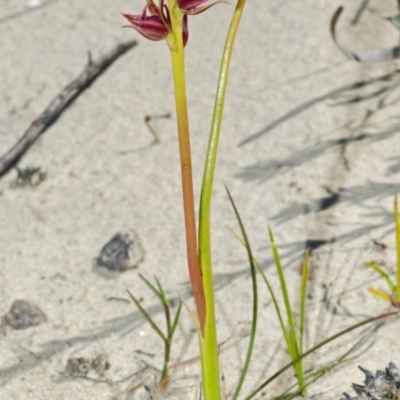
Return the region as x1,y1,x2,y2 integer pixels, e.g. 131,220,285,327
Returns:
0,0,399,399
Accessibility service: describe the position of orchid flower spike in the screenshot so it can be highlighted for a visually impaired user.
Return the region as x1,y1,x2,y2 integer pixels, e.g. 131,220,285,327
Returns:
122,0,171,42
123,0,225,45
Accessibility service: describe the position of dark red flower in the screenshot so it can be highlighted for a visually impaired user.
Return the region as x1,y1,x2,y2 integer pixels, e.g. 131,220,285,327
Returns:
123,0,221,45
122,0,170,42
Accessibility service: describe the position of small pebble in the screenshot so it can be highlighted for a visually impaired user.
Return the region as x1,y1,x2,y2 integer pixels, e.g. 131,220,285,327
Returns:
2,300,47,330
96,231,145,272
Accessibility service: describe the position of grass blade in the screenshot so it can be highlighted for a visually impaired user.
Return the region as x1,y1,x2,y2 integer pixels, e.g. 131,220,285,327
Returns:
277,336,365,400
226,187,258,400
243,311,399,400
139,274,164,303
268,228,297,346
155,276,168,305
197,1,248,397
227,227,296,388
365,263,396,293
368,288,392,302
279,357,352,400
134,277,180,386
252,256,292,364
170,302,182,340
152,276,172,338
268,227,302,386
299,251,309,357
127,290,166,341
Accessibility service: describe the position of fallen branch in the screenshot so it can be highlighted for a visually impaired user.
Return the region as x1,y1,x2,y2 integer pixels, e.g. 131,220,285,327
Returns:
0,39,137,178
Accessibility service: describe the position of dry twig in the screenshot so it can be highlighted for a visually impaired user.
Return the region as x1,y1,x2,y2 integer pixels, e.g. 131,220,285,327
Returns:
0,40,137,178
144,113,171,144
331,7,400,62
351,0,371,25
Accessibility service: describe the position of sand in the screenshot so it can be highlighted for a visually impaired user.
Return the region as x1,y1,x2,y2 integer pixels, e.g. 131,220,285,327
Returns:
0,0,399,399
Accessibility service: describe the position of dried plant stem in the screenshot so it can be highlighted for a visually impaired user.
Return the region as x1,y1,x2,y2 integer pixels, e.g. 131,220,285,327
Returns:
0,40,137,177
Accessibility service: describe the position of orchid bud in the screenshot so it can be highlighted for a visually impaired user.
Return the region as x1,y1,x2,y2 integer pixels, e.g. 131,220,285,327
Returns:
123,1,190,46
123,7,169,41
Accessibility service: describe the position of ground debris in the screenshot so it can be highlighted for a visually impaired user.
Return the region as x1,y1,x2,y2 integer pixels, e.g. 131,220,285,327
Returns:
14,166,47,187
341,363,400,400
95,231,145,272
2,299,47,330
0,40,137,178
65,354,110,379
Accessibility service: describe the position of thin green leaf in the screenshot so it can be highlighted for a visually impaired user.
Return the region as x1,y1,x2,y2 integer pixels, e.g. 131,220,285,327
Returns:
197,1,248,397
299,251,309,357
243,311,399,400
226,187,258,400
369,287,392,302
139,274,164,304
155,276,168,305
268,228,297,346
170,302,182,340
365,262,396,293
279,357,351,400
268,227,302,384
227,226,293,385
253,257,292,364
149,276,172,341
127,290,166,341
278,336,364,400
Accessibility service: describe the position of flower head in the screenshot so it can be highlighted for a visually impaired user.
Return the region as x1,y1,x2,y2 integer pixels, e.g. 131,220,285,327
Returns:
123,0,223,45
122,0,170,42
123,8,169,41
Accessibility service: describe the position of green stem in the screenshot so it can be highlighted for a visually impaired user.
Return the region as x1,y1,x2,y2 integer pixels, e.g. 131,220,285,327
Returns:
298,251,309,372
395,196,400,302
198,1,247,399
160,300,171,385
268,228,303,390
167,8,206,332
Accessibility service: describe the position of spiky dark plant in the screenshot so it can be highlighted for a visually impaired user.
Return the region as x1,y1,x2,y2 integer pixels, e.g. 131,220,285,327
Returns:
341,363,400,400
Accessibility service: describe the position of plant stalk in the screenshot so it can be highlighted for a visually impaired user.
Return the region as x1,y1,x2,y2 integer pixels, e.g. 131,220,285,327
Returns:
160,300,171,385
167,8,206,332
395,196,400,302
197,1,247,399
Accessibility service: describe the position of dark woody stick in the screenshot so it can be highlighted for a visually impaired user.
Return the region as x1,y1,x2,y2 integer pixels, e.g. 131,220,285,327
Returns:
0,39,137,178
